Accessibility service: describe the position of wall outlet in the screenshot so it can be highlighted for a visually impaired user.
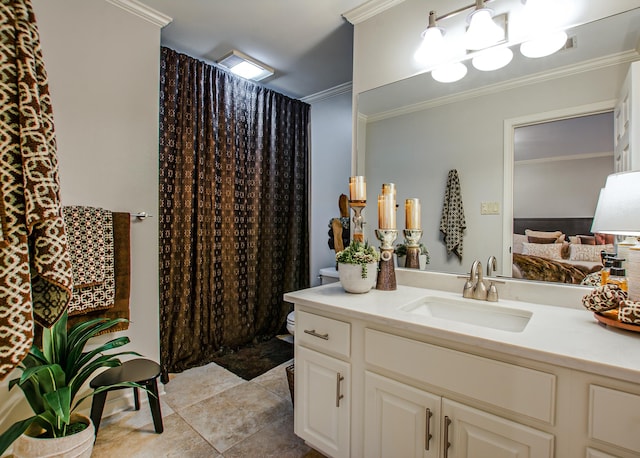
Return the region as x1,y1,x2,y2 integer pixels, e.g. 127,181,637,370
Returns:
481,201,500,215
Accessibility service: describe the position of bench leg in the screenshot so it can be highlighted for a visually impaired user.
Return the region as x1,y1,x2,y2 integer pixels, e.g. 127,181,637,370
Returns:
90,390,109,437
146,378,163,433
133,386,140,410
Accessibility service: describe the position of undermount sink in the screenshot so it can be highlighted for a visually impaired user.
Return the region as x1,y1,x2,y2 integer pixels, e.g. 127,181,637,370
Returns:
400,296,532,333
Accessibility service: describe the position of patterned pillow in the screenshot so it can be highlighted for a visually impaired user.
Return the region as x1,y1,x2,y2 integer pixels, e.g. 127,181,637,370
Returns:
522,242,564,260
569,244,614,263
512,234,527,254
527,236,556,244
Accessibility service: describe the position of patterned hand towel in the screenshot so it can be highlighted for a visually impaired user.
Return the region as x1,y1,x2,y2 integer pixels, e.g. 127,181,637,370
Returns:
0,0,73,380
68,212,130,334
439,169,466,260
63,206,115,316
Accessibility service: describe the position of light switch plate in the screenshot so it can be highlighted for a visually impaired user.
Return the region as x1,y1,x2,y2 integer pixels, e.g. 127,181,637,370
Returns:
481,201,500,215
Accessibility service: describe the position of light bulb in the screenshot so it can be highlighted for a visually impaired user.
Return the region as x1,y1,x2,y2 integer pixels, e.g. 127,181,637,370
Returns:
432,62,468,83
464,8,504,51
472,47,513,71
414,27,446,66
520,31,568,58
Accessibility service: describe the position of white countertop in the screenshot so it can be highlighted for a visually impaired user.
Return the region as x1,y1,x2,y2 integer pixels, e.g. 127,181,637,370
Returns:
284,283,640,384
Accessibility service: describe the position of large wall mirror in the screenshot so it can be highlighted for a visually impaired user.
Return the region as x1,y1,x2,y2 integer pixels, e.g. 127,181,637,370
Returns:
357,7,640,285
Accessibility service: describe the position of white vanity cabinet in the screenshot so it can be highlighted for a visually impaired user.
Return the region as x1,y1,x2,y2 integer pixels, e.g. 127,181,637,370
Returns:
286,285,640,458
364,329,554,458
365,372,553,458
294,310,351,458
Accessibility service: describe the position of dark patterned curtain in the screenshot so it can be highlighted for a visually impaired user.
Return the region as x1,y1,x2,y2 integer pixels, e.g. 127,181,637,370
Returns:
159,47,310,380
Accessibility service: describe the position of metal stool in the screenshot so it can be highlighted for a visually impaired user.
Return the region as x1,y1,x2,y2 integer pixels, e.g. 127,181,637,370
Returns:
90,358,163,436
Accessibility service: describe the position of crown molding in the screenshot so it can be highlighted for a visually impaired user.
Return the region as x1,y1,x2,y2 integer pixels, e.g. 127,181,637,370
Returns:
302,82,352,103
343,0,406,25
516,151,613,165
106,0,172,27
365,50,640,124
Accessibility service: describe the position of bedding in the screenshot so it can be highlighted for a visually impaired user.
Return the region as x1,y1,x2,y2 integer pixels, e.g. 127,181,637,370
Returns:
513,253,601,284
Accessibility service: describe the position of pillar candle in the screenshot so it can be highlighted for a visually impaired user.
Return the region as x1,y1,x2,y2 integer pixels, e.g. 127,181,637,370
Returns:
381,182,396,197
405,198,421,230
349,176,366,201
378,194,396,229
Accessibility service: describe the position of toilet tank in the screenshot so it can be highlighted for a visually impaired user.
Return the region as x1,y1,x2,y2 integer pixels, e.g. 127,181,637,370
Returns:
319,267,339,285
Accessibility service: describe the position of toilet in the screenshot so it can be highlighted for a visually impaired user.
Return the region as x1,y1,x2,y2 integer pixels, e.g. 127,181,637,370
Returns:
286,311,295,335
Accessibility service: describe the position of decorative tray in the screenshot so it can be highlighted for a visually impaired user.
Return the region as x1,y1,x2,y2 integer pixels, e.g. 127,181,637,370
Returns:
594,310,640,333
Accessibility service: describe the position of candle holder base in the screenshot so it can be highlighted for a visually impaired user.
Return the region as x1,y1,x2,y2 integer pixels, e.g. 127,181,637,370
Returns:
375,229,397,291
377,249,397,291
405,246,420,269
349,200,366,244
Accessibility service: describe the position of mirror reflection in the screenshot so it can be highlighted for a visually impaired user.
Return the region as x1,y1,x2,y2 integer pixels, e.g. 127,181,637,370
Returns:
358,8,639,285
511,113,614,284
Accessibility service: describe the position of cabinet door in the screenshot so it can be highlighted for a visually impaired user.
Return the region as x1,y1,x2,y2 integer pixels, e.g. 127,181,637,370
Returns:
295,346,350,458
364,371,440,458
442,399,554,458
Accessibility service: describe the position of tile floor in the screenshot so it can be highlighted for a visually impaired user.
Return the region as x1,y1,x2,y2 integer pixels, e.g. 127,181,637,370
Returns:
92,357,325,457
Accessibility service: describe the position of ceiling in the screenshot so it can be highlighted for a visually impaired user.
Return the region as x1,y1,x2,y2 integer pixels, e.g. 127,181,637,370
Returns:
141,0,369,99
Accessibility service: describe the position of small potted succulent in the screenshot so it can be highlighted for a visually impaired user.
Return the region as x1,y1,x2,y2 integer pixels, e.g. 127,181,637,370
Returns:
0,311,142,458
336,240,380,293
395,242,430,270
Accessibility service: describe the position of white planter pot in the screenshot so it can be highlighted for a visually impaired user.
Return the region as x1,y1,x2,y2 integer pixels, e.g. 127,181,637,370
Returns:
12,414,95,458
338,262,378,293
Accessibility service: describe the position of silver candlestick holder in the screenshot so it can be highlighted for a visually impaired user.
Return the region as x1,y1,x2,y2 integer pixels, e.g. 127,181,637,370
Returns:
375,229,397,290
403,229,423,269
349,200,366,243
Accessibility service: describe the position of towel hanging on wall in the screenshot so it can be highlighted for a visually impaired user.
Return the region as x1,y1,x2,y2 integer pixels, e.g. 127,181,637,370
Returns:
440,169,467,261
63,206,115,316
0,0,73,381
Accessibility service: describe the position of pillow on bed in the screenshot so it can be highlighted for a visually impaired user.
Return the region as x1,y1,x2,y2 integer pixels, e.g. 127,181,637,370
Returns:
527,236,556,244
569,244,614,263
525,229,563,239
595,233,615,245
578,235,596,245
522,242,564,260
569,235,581,244
512,234,528,254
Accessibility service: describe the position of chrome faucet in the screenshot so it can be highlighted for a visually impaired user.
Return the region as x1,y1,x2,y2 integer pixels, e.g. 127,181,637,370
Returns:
462,259,502,302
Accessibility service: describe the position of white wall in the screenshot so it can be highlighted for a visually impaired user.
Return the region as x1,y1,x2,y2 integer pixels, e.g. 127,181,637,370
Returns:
514,156,613,218
0,0,164,430
364,65,627,274
309,90,353,285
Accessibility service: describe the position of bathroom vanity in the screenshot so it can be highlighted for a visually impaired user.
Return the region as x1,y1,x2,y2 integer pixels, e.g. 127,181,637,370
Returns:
284,273,640,458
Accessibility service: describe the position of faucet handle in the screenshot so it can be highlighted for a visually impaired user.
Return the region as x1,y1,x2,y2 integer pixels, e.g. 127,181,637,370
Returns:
487,281,499,302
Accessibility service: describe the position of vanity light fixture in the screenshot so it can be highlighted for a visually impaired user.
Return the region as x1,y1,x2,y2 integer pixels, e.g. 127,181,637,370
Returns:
519,0,568,58
414,11,446,66
217,50,274,82
431,62,468,83
464,0,505,51
472,46,513,71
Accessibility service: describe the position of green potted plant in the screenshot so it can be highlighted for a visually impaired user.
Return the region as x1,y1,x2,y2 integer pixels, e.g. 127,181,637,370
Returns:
395,242,430,270
336,240,380,293
0,311,142,457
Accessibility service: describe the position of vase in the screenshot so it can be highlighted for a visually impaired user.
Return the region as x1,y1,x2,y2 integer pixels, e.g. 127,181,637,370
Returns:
338,262,378,293
12,414,95,458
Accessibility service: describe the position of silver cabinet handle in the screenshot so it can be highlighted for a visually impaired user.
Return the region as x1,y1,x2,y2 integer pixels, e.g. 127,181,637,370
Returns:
335,372,344,407
425,408,433,451
304,329,329,340
443,416,452,458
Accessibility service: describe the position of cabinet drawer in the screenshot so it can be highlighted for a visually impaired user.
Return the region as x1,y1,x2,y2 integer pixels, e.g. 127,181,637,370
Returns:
297,310,350,358
589,385,640,453
365,328,556,423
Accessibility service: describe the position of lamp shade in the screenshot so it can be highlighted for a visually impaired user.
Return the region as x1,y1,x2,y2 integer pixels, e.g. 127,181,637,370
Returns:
432,62,468,83
472,47,513,71
520,30,568,58
591,171,640,236
464,8,504,50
